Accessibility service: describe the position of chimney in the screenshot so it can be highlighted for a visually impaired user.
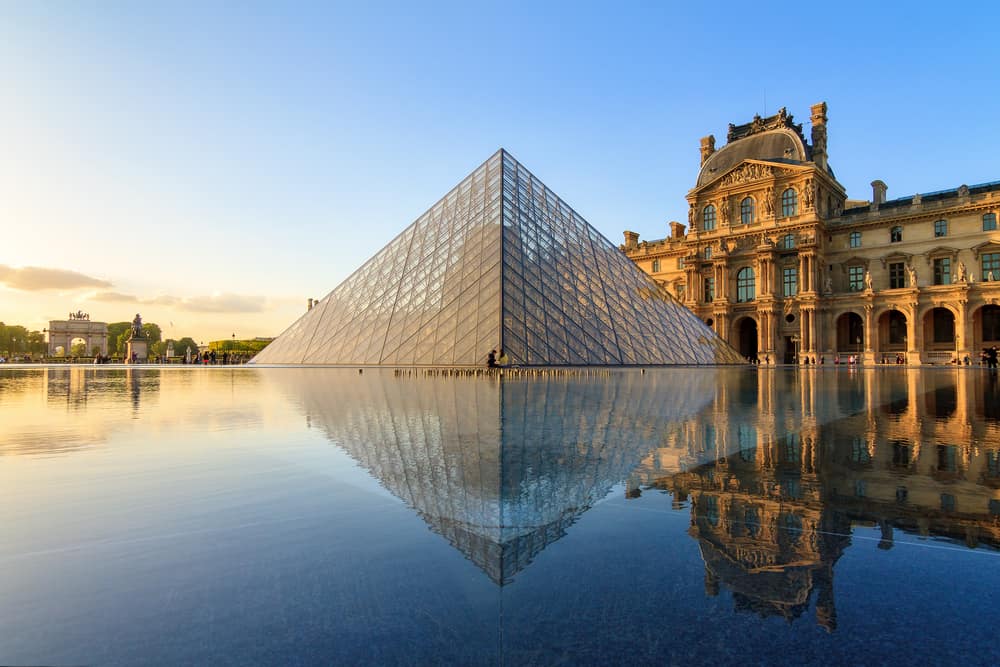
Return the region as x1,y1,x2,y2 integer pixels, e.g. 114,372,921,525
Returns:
871,180,887,209
307,298,314,311
810,102,828,172
699,135,716,166
623,230,639,251
669,221,687,239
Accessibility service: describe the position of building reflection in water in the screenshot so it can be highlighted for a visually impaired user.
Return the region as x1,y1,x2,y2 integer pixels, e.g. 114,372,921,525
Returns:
637,368,1000,632
284,367,1000,629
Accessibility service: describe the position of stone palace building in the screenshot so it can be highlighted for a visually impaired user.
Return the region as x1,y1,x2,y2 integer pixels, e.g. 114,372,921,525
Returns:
623,103,1000,364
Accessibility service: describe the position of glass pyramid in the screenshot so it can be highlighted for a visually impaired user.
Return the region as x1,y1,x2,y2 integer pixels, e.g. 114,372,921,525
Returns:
253,149,743,365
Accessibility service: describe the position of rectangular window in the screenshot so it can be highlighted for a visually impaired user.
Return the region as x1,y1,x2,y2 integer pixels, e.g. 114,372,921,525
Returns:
651,259,660,273
891,441,910,467
677,257,685,269
704,246,712,259
933,258,951,285
851,436,871,463
937,445,958,472
983,253,1000,282
848,266,865,291
985,213,998,231
941,493,956,512
849,231,861,248
934,219,948,237
783,267,797,297
704,276,715,303
889,262,905,289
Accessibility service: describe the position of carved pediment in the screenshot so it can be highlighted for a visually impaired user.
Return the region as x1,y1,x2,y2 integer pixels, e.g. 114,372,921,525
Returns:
880,252,913,268
972,240,1000,259
841,256,870,272
923,246,959,265
690,160,807,196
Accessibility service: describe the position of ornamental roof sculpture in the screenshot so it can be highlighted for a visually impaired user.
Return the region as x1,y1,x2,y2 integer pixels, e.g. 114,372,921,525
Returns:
253,149,743,366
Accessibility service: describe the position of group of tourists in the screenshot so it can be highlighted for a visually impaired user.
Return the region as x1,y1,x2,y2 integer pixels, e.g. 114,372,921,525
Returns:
486,349,510,368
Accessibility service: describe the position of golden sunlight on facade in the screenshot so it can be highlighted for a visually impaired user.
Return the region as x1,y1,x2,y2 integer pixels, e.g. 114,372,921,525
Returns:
624,103,1000,364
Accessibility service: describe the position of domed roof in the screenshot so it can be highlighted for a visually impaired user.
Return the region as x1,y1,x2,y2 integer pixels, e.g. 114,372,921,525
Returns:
697,128,809,187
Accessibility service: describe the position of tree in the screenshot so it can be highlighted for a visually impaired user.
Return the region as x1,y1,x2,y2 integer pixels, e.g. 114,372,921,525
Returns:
71,341,88,357
107,322,130,354
142,323,161,344
174,337,198,359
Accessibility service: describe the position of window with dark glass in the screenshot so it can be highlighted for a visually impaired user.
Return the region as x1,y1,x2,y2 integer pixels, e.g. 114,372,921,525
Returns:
933,308,955,343
983,252,1000,282
704,246,712,259
848,265,865,291
941,493,956,512
736,267,755,302
933,257,951,285
851,436,872,463
704,276,715,303
651,259,660,272
783,266,797,297
890,226,903,243
891,440,911,467
849,231,861,248
782,234,795,249
934,219,948,237
740,197,755,224
703,205,716,231
984,212,998,231
781,188,798,217
889,262,905,289
937,445,958,472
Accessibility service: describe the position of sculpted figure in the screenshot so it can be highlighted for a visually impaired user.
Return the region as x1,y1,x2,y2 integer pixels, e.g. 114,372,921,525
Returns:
957,261,968,282
907,265,917,287
864,269,873,291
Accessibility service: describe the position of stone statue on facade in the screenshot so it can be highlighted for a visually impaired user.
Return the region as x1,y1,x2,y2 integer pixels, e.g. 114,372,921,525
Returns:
864,269,873,291
824,270,833,295
720,199,730,225
764,187,774,216
804,179,815,209
957,261,968,282
907,265,917,287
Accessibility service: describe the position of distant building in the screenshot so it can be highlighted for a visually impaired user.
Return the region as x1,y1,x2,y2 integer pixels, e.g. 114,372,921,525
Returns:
623,103,1000,364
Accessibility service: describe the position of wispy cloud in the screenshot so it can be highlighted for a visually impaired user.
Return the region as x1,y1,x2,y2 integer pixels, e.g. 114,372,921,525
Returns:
0,265,112,291
88,291,265,313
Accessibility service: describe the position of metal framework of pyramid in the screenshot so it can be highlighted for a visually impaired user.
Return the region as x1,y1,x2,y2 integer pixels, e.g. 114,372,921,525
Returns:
253,149,743,366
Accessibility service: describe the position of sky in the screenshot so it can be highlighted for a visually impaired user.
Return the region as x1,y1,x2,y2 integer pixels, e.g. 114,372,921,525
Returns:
3,1,999,342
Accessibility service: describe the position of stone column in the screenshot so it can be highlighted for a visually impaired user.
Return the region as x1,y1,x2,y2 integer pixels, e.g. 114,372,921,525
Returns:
956,297,971,362
906,306,920,365
863,304,875,364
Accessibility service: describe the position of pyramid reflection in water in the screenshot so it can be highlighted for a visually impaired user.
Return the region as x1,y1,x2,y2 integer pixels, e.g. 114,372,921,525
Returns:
254,150,742,365
276,368,717,584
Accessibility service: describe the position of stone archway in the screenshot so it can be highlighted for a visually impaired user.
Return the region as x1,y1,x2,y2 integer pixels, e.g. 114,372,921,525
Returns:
876,309,908,362
922,306,957,363
835,312,864,358
47,315,109,357
972,304,1000,351
735,316,759,362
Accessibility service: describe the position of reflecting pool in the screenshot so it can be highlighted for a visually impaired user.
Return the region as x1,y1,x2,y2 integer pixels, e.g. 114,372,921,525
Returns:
1,366,999,665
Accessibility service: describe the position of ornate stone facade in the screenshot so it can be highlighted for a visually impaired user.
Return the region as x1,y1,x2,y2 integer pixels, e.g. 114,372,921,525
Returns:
623,102,1000,364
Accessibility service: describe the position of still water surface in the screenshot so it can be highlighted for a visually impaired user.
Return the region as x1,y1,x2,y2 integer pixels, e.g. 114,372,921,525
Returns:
1,366,999,665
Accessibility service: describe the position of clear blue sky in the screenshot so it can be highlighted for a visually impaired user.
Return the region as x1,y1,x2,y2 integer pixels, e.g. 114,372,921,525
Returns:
3,1,999,340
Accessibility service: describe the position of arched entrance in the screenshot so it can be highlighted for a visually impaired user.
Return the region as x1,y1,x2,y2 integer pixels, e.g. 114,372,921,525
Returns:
736,317,758,362
973,305,1000,350
877,310,908,362
923,307,956,362
835,312,864,358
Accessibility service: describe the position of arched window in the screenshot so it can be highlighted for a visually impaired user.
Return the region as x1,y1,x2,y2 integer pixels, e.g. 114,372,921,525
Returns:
740,197,755,224
651,259,660,273
702,205,716,231
782,234,795,249
891,226,903,243
934,219,948,237
781,188,798,217
737,267,755,302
